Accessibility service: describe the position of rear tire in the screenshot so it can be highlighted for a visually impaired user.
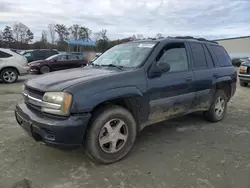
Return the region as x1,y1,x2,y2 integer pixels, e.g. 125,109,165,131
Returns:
203,90,228,122
240,81,248,87
85,105,137,164
40,65,50,74
0,68,18,83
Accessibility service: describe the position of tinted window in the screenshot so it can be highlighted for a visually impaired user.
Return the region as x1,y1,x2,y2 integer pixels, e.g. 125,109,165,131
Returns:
210,45,232,67
203,45,215,67
156,43,188,72
33,51,46,58
45,51,54,58
190,43,207,69
68,54,79,60
58,55,67,60
0,51,12,58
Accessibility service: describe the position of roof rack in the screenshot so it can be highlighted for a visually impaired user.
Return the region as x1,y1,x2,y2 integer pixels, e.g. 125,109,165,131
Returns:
172,36,218,44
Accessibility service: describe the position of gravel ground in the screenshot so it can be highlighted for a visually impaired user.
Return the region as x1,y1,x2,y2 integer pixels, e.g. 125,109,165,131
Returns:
0,75,250,188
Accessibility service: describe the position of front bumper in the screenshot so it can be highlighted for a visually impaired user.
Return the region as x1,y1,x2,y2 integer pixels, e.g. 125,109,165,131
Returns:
239,74,250,83
15,101,91,149
18,66,30,76
29,66,40,74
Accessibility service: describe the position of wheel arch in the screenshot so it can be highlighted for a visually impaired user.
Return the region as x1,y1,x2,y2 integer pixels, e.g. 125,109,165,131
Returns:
0,66,20,75
214,77,232,101
77,87,149,133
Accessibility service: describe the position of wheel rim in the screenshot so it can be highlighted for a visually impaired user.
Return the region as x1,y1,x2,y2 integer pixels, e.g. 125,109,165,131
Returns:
3,71,16,83
99,119,128,153
214,97,225,117
41,66,49,73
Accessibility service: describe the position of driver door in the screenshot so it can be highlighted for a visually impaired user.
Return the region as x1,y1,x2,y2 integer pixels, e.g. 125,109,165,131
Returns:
146,42,195,122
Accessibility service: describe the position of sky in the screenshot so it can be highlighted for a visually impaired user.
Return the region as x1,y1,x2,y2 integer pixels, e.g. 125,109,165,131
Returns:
0,0,250,41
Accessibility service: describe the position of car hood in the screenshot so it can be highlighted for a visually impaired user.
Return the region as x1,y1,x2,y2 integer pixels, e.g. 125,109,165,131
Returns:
242,61,250,66
28,60,47,65
25,67,117,91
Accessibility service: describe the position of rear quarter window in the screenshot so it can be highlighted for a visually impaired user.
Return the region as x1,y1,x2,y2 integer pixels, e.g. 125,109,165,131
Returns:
0,51,12,58
210,45,232,67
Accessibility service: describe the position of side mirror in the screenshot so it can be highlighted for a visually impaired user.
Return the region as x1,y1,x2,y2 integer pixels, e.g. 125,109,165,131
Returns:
148,61,170,78
53,59,57,62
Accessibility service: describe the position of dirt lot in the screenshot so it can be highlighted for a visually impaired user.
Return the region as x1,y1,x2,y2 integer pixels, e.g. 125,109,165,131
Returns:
0,75,250,188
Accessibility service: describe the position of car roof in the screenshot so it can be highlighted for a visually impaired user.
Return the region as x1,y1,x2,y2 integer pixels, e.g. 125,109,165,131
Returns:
24,49,58,52
0,48,20,56
129,36,219,45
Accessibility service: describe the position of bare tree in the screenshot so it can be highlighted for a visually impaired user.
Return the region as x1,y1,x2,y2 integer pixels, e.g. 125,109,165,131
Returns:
48,24,56,44
78,26,92,40
156,33,164,39
136,34,144,40
41,30,48,43
69,24,80,40
12,22,33,43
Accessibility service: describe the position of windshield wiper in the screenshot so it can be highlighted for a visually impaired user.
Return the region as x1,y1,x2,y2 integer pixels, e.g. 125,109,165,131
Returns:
101,64,123,70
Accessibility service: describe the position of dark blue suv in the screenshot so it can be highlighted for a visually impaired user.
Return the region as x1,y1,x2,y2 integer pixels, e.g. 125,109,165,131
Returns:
15,37,237,164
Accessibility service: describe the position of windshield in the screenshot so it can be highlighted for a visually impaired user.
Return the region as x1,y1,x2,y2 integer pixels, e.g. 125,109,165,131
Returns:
93,42,157,68
46,54,60,60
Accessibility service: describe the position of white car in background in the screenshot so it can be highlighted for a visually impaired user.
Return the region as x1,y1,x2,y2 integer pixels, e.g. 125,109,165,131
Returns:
0,48,29,83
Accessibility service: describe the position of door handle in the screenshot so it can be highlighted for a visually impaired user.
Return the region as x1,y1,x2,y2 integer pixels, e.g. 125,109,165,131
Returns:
185,77,192,82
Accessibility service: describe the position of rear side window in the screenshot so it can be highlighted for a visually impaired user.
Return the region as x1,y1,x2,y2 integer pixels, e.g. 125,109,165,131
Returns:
203,45,215,67
33,51,46,58
210,45,232,67
51,50,58,55
69,54,79,60
0,51,12,58
190,43,207,69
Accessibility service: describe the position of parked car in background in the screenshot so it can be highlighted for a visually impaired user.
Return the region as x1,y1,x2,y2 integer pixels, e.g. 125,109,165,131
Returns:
238,60,250,86
0,48,29,83
28,53,88,74
71,52,84,58
15,37,236,164
23,49,59,63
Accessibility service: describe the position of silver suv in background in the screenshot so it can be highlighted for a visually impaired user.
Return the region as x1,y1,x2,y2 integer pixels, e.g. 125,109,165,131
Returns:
0,48,29,83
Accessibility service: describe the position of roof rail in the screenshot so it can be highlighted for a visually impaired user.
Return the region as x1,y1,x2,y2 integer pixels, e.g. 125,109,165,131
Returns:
173,36,218,44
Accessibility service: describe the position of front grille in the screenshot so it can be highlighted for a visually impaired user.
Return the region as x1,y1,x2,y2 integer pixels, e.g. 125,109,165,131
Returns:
23,86,45,111
24,86,44,100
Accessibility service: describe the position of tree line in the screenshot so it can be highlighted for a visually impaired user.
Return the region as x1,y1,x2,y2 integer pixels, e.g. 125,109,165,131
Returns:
0,22,164,52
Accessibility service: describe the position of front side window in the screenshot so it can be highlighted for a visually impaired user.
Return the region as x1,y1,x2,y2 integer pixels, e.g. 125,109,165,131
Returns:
46,54,59,60
93,42,157,68
156,43,188,72
0,51,12,58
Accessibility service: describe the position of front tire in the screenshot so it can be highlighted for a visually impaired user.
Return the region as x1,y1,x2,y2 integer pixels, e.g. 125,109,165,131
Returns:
0,68,18,83
40,65,50,74
204,90,228,122
85,105,137,164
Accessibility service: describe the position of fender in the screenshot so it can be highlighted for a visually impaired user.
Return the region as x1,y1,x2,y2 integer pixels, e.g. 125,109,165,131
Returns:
213,75,232,85
71,86,145,113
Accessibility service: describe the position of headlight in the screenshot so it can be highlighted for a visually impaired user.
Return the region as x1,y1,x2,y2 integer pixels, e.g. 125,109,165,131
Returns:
41,92,72,116
22,85,25,93
239,65,247,73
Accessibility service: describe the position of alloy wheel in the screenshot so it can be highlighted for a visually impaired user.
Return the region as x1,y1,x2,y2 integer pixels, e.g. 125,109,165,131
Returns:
3,70,17,83
99,119,128,153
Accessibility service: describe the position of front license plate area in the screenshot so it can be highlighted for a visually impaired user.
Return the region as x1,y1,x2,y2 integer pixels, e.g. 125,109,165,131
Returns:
16,112,31,133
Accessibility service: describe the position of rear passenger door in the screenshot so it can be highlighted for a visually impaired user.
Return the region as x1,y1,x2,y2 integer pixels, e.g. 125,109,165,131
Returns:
188,42,217,111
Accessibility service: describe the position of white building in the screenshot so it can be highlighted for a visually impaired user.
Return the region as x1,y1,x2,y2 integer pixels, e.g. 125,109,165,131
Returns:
215,36,250,58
